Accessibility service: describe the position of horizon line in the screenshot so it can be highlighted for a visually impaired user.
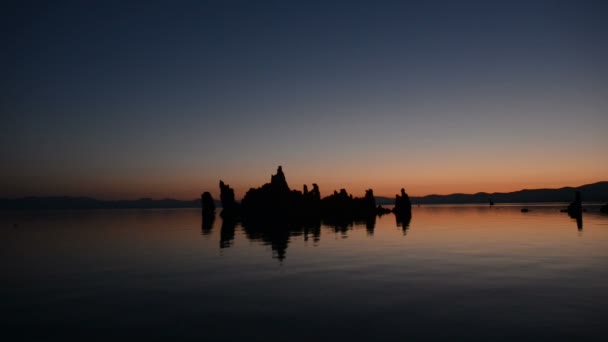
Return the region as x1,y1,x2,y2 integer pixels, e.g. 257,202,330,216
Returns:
2,180,606,202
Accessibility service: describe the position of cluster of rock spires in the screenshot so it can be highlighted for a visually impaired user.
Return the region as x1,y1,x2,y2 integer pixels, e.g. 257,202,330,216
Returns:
201,166,412,223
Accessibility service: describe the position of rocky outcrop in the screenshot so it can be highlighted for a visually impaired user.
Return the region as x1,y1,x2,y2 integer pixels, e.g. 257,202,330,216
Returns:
270,166,290,192
567,191,582,218
321,188,385,218
219,180,240,218
393,188,412,218
206,166,413,224
201,192,216,234
601,203,608,214
301,183,321,216
241,166,304,220
201,192,215,216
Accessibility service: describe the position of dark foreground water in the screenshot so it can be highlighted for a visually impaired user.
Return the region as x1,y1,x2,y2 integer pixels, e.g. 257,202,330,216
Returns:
2,205,608,341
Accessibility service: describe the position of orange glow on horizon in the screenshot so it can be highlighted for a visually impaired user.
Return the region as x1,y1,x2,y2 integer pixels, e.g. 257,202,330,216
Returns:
7,175,604,201
3,160,606,200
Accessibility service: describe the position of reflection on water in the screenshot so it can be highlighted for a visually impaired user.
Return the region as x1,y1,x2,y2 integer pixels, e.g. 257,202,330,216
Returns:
220,218,236,249
2,204,607,341
201,214,214,235
396,212,412,235
201,205,591,261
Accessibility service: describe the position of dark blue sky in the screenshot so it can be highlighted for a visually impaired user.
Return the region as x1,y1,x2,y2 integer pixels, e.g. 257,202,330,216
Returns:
2,0,607,199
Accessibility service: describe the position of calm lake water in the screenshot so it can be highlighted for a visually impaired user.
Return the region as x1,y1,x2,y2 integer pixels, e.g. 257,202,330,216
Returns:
2,205,608,341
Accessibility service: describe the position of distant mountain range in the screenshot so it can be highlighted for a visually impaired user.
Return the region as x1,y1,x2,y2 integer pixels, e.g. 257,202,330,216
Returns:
1,182,606,210
0,197,204,211
408,181,608,205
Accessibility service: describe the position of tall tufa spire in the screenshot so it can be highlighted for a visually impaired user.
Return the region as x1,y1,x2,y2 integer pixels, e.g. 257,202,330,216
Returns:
270,165,290,192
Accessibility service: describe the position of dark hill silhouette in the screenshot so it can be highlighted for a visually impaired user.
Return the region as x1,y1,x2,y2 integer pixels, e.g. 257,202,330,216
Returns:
3,181,606,211
0,196,204,210
410,182,608,204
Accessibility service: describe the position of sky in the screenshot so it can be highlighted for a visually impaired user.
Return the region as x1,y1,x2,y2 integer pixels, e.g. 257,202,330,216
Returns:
2,0,607,200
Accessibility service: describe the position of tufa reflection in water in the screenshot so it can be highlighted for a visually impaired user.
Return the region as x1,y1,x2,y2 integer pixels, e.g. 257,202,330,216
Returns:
202,202,589,260
214,215,359,261
201,214,214,235
220,218,236,249
562,190,584,231
396,213,412,236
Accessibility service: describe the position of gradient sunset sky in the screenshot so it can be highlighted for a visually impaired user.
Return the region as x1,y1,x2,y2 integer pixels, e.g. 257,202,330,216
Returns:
2,0,607,200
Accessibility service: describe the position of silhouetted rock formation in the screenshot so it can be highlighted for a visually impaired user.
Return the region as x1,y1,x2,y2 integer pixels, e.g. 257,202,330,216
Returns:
270,165,289,192
219,181,240,218
321,188,378,220
521,208,529,213
201,192,215,216
393,188,412,219
563,191,583,230
241,166,314,221
205,166,413,229
567,191,583,218
200,192,216,235
601,203,608,214
302,183,322,215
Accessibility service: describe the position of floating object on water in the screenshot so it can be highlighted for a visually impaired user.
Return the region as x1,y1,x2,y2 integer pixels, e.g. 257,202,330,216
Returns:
521,208,529,213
